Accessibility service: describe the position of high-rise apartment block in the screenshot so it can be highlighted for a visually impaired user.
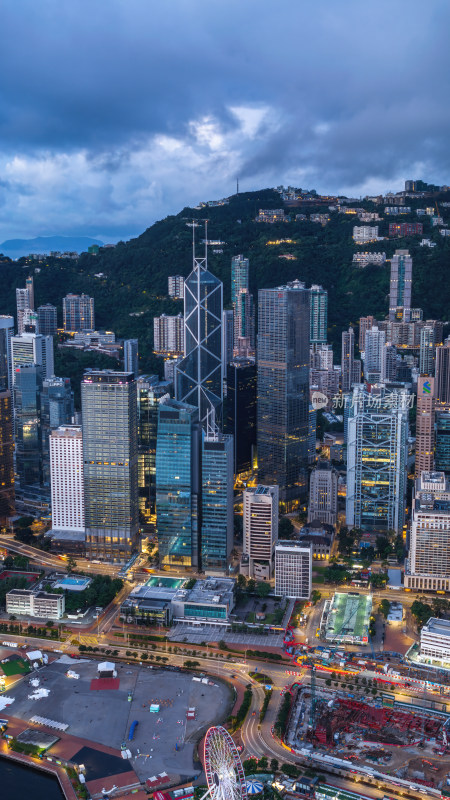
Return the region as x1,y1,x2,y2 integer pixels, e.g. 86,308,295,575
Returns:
82,370,138,562
274,541,312,599
346,385,409,533
225,358,256,476
37,304,57,336
123,338,139,376
201,427,233,572
168,275,184,299
308,461,338,526
243,485,279,579
415,376,435,478
0,390,14,521
63,293,95,332
353,226,379,243
310,285,328,344
341,327,355,392
153,314,184,356
359,315,375,352
156,398,200,568
176,244,223,427
389,222,423,237
257,281,310,508
389,249,412,322
405,471,450,592
0,316,14,391
50,426,84,533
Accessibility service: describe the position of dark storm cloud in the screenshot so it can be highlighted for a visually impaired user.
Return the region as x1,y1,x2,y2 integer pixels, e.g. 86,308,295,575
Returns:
0,0,449,238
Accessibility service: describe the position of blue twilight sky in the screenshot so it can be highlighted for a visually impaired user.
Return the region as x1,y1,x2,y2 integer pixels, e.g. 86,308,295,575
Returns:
1,0,449,242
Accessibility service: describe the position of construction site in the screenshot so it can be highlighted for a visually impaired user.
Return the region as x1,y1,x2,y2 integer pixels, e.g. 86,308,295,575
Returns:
320,592,372,645
285,681,450,791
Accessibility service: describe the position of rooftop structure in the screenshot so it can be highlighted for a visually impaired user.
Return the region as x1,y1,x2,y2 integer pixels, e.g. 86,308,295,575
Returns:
321,591,372,645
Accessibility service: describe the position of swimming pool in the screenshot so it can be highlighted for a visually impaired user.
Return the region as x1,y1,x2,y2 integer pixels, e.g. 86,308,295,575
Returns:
145,576,183,589
53,577,91,592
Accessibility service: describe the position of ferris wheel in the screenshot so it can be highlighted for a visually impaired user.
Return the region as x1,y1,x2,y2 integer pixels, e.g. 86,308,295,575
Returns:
202,726,248,800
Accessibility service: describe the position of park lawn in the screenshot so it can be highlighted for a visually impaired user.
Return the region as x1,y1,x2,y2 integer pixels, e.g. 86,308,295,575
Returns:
1,658,31,677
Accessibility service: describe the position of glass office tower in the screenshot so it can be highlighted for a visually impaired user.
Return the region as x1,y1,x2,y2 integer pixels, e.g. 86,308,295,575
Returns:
346,385,409,533
156,398,200,568
40,377,74,486
201,429,233,572
175,241,223,428
0,316,14,391
136,375,171,522
82,370,138,562
0,390,14,521
436,411,450,475
14,364,43,488
257,280,310,509
225,358,256,475
310,284,328,344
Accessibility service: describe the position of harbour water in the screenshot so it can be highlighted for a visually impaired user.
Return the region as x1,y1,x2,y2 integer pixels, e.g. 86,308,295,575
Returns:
0,757,64,799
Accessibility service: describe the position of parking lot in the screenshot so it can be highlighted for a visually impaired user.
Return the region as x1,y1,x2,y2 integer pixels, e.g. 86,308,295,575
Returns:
169,623,285,648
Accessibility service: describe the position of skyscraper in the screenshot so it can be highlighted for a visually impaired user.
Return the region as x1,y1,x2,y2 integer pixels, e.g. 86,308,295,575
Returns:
231,254,249,308
82,370,138,562
341,327,355,393
156,397,200,568
405,471,450,592
310,285,328,344
389,249,412,322
346,385,409,533
231,255,254,357
243,485,279,579
136,375,170,521
435,340,450,407
168,275,184,299
176,229,223,427
16,286,32,335
0,316,14,391
222,310,234,371
436,411,450,475
50,426,84,533
201,426,233,572
364,326,386,383
308,461,338,526
40,377,74,486
11,333,54,381
257,280,310,508
25,276,34,311
63,293,95,332
14,364,43,489
123,338,139,377
419,325,435,376
37,304,57,336
415,376,435,478
0,390,14,521
225,358,256,475
359,315,375,352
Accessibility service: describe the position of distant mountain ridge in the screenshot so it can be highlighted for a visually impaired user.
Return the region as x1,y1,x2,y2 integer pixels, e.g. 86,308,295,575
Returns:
0,235,104,258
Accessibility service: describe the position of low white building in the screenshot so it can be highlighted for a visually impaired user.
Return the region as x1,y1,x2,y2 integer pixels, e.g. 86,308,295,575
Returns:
274,541,312,599
420,618,450,664
6,589,65,620
352,225,380,244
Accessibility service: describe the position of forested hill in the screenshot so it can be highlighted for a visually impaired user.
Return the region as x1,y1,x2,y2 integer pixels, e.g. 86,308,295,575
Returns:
1,186,450,372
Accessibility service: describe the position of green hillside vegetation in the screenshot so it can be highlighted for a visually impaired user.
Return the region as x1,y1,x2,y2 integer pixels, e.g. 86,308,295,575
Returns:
1,187,449,380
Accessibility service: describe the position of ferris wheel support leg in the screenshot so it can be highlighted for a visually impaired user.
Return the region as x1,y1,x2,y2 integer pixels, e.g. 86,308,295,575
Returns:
199,789,212,800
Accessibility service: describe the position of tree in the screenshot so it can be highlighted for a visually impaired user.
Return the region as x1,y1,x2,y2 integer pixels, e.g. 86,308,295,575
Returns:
247,578,256,593
256,582,271,598
3,555,13,569
279,517,294,539
376,535,392,559
379,599,391,619
66,556,77,574
311,589,322,605
258,756,268,770
270,758,279,773
13,555,29,570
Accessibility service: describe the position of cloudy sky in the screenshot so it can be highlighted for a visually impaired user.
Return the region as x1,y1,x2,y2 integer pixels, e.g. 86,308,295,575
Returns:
1,0,449,242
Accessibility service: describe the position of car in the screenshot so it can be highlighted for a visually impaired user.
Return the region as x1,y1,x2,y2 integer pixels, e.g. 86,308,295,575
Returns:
252,711,256,716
